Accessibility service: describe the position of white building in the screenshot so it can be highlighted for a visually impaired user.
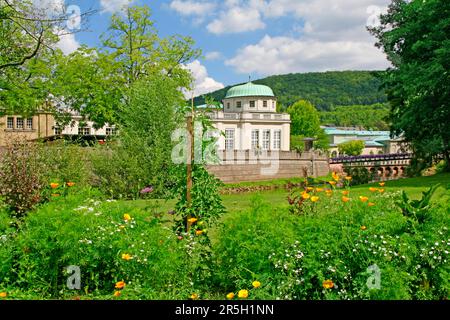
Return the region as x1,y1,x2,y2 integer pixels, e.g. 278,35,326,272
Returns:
202,82,291,151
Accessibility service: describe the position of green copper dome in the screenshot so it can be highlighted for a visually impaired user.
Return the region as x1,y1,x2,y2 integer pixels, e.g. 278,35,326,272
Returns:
224,82,275,99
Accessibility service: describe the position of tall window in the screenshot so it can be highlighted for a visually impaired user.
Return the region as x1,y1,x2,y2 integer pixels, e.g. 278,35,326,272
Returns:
251,130,259,149
249,101,255,108
54,127,62,135
6,117,13,129
272,101,275,109
263,101,268,108
236,101,242,108
106,127,117,136
78,127,90,135
225,129,235,150
26,118,33,130
227,103,230,109
16,118,24,129
262,130,271,150
273,130,281,150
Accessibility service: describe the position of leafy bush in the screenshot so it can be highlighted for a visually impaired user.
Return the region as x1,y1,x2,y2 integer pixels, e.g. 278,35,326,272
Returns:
343,165,375,186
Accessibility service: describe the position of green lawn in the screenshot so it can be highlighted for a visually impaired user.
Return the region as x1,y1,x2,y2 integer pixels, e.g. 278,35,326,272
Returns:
128,172,450,214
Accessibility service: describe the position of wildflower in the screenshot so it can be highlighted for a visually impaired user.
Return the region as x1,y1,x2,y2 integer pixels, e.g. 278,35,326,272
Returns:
369,187,378,192
187,217,198,224
378,189,385,193
66,182,75,187
140,186,154,194
302,192,310,199
177,236,183,240
121,253,133,261
226,292,235,299
379,182,385,187
114,291,121,297
190,293,199,300
306,187,314,191
332,172,340,181
119,225,125,229
368,202,376,207
51,194,60,197
359,196,369,202
123,214,131,221
328,181,337,186
342,190,350,196
195,230,204,236
342,196,350,203
325,190,333,196
315,188,324,192
345,176,352,181
311,196,319,203
252,281,261,288
50,183,59,189
322,280,334,289
361,226,367,231
115,281,126,289
0,292,7,298
238,289,249,299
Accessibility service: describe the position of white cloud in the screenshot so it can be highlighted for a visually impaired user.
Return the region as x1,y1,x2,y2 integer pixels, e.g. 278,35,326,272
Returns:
169,0,216,16
100,0,134,14
207,5,265,34
184,60,224,97
204,51,222,60
55,30,80,55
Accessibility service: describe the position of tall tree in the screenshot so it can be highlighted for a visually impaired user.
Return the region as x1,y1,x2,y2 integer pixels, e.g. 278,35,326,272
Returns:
287,100,322,137
369,0,450,171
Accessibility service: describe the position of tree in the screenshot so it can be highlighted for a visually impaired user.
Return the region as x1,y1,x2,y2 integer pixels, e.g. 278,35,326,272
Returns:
287,100,321,137
369,0,450,171
338,140,365,156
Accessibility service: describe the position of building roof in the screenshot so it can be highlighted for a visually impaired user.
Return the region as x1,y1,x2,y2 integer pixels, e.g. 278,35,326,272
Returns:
224,82,275,99
323,127,390,136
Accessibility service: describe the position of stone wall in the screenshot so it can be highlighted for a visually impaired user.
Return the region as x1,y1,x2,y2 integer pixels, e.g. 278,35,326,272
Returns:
206,150,329,183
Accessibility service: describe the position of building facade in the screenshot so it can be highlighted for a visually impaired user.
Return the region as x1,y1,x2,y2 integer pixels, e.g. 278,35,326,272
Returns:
0,113,54,146
203,82,291,151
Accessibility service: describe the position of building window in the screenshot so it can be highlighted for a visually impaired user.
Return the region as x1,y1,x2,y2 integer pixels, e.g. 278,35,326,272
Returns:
236,101,242,108
106,127,117,136
6,117,13,129
263,101,267,108
54,127,62,135
249,101,255,108
78,127,90,135
225,129,235,150
262,130,271,150
251,130,259,149
16,118,24,129
26,118,33,130
273,130,281,150
227,103,230,109
272,101,275,109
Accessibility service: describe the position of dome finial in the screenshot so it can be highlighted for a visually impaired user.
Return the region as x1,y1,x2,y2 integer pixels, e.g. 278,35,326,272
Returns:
248,75,251,83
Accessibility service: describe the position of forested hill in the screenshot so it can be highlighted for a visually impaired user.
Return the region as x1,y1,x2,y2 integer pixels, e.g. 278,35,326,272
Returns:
194,71,387,111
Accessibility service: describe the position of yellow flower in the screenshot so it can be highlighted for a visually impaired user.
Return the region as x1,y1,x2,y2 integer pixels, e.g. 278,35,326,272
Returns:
195,230,204,236
238,289,249,299
306,187,314,191
252,281,261,288
369,187,378,192
226,292,235,299
325,190,333,196
360,225,367,231
315,188,324,192
322,279,334,289
345,176,352,181
378,188,385,193
311,196,319,203
115,281,126,289
123,214,131,221
66,182,75,187
342,190,350,196
342,196,350,203
113,291,121,297
332,172,340,181
50,183,59,189
119,225,125,229
187,217,198,224
302,192,310,199
359,196,369,202
0,292,7,298
190,293,199,300
379,182,385,187
368,202,376,207
121,253,133,261
328,181,337,186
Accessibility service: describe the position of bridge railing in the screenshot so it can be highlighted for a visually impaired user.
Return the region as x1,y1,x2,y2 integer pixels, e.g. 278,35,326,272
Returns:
330,153,413,164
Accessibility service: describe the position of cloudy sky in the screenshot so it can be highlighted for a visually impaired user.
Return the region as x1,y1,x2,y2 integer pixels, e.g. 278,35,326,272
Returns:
51,0,391,96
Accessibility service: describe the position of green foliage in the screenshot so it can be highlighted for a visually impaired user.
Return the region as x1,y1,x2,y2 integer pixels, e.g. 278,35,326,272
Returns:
343,166,375,186
370,0,450,171
287,100,321,137
338,140,365,156
320,104,390,130
194,71,387,111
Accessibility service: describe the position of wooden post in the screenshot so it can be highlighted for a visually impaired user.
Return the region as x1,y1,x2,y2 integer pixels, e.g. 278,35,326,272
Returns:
186,94,195,232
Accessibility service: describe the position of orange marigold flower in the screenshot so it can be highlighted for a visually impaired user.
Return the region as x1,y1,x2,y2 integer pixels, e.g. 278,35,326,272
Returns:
226,292,235,299
50,183,59,189
302,192,310,199
325,190,333,196
322,280,334,289
66,182,75,187
332,172,340,181
379,182,385,187
190,293,199,300
378,188,385,193
328,181,337,186
238,289,249,299
306,187,314,191
114,291,121,297
195,230,204,236
342,190,350,196
0,292,7,298
311,196,319,203
187,217,198,224
342,196,350,203
121,253,132,261
315,188,324,192
359,196,369,202
123,214,131,221
369,187,378,192
368,202,376,207
115,281,126,289
360,225,367,231
252,281,261,288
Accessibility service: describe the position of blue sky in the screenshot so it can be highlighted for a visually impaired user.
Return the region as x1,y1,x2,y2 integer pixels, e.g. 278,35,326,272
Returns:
52,0,391,96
